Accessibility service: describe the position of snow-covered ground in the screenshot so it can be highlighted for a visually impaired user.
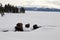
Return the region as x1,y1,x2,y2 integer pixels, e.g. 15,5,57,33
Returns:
0,11,60,40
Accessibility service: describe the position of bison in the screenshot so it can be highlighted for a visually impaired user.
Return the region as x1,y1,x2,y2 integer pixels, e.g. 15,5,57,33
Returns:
15,23,24,31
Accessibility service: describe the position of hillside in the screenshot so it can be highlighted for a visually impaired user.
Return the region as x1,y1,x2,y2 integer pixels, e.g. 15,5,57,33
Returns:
0,11,60,40
24,7,60,11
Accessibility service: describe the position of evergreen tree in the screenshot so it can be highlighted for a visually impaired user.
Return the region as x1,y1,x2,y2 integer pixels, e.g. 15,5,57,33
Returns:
0,3,4,13
20,7,25,13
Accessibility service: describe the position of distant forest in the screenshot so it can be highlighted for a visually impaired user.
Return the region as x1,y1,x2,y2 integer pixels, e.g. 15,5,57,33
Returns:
0,3,25,13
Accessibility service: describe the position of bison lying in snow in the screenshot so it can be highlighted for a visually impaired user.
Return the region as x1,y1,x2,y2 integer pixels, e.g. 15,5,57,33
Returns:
33,24,39,30
15,23,24,31
15,23,42,32
25,24,30,28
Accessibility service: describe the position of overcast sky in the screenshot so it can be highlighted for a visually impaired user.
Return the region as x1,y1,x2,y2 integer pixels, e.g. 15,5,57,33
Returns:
0,0,60,8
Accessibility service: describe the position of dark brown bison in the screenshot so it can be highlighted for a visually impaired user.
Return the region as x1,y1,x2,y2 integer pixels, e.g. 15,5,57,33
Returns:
25,24,30,28
33,24,39,30
15,23,24,31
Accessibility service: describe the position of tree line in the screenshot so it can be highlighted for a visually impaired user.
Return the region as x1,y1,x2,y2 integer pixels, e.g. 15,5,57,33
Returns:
0,3,25,13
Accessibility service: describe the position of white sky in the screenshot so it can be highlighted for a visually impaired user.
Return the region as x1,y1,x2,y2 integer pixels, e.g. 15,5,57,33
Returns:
0,0,60,8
